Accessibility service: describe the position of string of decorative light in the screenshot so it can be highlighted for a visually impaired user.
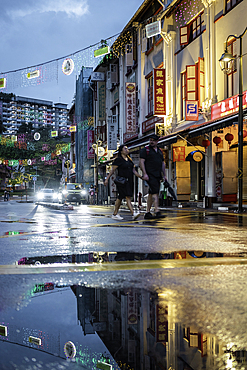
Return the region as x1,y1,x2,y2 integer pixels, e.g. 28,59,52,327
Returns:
0,33,120,91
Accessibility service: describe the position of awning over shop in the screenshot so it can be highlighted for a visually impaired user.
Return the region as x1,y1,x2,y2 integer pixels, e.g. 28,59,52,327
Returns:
188,113,239,138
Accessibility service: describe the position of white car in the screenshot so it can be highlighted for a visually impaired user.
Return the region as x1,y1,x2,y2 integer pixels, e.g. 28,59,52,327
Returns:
37,189,59,203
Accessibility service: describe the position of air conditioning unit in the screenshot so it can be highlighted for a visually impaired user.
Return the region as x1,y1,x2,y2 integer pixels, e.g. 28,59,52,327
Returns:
106,65,118,89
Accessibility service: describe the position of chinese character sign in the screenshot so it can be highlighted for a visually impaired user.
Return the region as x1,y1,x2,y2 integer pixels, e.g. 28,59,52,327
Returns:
87,130,95,159
156,304,168,343
125,82,136,133
154,68,166,116
173,147,185,162
127,289,138,325
107,117,118,150
211,90,247,120
98,81,106,121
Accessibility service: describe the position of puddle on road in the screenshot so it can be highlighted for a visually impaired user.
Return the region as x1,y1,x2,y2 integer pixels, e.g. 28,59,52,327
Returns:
1,252,247,369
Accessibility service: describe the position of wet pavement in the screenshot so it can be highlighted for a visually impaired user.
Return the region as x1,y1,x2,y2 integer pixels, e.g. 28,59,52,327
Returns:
1,200,247,369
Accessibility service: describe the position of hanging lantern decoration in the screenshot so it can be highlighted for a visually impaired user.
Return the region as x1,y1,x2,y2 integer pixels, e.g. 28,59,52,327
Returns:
202,139,210,149
225,133,234,147
213,136,222,150
243,130,247,139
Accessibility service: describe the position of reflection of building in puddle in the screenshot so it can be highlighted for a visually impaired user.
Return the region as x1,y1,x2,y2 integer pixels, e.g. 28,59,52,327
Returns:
16,250,228,266
72,285,247,370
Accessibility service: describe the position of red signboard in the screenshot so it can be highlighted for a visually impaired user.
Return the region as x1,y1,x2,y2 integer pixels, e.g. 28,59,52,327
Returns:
142,115,164,133
211,90,247,120
126,82,136,133
173,147,185,162
154,68,166,115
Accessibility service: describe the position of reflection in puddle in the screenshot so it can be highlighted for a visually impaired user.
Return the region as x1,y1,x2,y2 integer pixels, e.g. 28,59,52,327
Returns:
1,252,247,369
1,274,247,370
16,251,230,266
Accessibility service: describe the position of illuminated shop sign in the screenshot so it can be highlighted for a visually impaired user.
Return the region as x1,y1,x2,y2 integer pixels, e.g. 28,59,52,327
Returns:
211,91,247,120
154,68,166,115
125,82,136,133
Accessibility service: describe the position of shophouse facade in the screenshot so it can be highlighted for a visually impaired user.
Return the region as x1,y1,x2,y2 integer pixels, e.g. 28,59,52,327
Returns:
92,0,247,206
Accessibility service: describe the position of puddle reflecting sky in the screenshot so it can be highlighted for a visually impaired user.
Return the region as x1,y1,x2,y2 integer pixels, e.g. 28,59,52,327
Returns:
1,252,247,369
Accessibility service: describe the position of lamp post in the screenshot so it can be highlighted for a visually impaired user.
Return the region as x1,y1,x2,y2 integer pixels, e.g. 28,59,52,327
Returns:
65,159,70,184
92,140,102,204
219,27,247,213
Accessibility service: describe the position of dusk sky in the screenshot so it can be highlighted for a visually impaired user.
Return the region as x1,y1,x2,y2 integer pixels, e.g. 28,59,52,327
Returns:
1,0,143,108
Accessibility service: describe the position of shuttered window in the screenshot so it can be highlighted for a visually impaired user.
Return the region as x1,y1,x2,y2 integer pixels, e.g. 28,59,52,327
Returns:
180,11,205,48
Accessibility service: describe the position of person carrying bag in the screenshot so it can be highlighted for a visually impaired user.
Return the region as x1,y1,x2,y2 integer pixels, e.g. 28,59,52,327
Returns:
104,145,142,220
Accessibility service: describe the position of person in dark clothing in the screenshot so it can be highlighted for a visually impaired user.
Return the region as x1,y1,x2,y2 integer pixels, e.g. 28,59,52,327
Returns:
139,134,166,219
104,145,142,220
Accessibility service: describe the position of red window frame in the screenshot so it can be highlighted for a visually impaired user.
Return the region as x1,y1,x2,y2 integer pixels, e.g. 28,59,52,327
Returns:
180,11,205,47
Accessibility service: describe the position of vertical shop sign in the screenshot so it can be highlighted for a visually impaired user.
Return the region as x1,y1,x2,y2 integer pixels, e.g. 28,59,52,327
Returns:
173,147,185,162
154,68,166,115
107,117,118,150
98,81,106,121
156,304,168,343
126,82,136,133
87,130,95,159
127,289,138,325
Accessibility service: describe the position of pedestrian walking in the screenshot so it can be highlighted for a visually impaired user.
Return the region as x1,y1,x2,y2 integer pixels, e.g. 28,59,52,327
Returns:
139,134,166,219
88,184,94,205
104,145,142,220
4,189,9,201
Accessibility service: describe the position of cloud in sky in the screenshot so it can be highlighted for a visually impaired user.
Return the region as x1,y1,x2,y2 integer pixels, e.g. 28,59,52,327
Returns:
6,0,89,18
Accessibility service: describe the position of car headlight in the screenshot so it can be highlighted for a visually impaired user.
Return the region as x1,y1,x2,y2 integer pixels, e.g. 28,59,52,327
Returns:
62,190,68,195
81,190,87,195
37,192,43,199
53,193,58,199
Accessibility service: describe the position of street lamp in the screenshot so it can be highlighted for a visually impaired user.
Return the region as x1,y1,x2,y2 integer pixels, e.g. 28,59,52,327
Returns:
219,27,247,213
65,159,70,184
92,140,102,204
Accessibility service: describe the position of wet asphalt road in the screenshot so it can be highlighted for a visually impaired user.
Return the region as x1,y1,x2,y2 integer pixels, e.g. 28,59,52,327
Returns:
1,200,247,369
0,200,247,265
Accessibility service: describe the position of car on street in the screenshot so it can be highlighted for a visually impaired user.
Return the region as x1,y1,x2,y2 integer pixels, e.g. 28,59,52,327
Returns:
58,183,87,205
36,188,59,203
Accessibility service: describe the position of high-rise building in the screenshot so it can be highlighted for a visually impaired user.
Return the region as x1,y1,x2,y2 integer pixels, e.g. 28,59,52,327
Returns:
0,95,69,135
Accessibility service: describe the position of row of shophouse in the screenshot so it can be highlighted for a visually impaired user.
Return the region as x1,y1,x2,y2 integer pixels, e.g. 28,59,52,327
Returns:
73,249,242,370
68,0,247,206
